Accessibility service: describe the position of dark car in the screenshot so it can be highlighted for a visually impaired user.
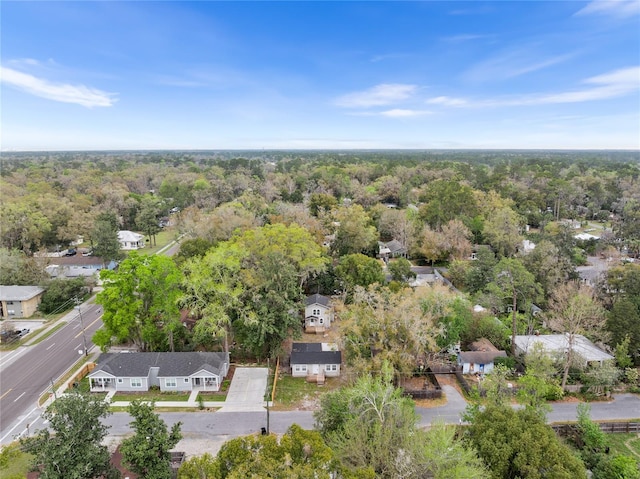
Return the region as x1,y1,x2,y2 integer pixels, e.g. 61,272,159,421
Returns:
65,248,77,256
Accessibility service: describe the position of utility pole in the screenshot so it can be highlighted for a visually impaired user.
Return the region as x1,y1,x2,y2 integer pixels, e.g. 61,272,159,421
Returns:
266,358,270,435
50,377,57,400
75,298,88,356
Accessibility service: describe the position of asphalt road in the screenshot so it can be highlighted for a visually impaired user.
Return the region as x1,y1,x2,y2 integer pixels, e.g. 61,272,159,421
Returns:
0,303,104,444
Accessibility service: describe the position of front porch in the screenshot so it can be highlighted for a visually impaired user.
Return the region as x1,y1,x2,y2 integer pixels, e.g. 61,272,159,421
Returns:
190,375,220,392
90,376,116,392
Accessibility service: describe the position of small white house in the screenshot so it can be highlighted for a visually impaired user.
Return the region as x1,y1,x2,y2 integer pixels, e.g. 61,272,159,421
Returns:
304,294,333,333
117,230,145,250
290,343,341,384
458,339,507,375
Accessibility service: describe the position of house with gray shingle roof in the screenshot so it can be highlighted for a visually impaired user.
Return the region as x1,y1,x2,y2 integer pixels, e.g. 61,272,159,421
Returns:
0,285,45,319
304,294,333,333
290,343,341,384
88,352,229,392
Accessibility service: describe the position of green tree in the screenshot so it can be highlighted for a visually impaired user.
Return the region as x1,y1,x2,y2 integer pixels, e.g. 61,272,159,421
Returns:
121,400,182,479
335,253,384,295
178,453,219,479
604,264,640,364
20,392,119,479
94,253,183,351
418,179,478,229
486,258,542,356
517,342,562,412
136,195,163,247
308,192,338,216
331,204,378,257
387,257,415,282
0,248,48,285
1,200,52,253
39,278,87,314
466,404,587,479
483,207,523,258
91,213,122,266
315,366,484,478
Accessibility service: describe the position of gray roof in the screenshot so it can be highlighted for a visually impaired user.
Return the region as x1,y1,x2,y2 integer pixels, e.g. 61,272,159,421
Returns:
291,343,341,365
384,239,405,254
305,294,330,307
89,352,229,378
0,285,45,301
459,351,507,364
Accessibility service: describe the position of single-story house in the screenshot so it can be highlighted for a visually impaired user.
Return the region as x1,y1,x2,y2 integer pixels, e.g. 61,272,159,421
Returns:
117,230,145,250
514,334,613,366
45,256,116,278
304,294,333,333
0,286,45,319
290,343,341,384
378,240,408,260
88,352,230,392
458,338,507,374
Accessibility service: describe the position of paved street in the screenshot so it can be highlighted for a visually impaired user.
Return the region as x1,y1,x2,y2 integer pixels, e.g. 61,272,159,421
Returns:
0,303,103,445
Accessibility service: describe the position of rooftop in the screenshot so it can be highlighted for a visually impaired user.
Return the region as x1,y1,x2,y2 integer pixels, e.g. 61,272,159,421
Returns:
0,285,45,301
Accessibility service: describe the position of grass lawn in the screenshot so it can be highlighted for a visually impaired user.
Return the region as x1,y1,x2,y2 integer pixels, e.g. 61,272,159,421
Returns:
272,375,341,410
137,229,176,255
197,393,227,402
606,433,640,459
0,443,34,479
111,391,191,402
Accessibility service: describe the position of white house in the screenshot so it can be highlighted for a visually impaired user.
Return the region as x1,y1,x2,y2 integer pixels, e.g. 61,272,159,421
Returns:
117,230,145,250
458,339,507,375
514,334,613,367
88,352,229,392
304,294,333,333
290,342,341,384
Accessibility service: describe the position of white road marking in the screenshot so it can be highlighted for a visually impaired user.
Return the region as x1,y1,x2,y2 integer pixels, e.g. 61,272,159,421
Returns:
0,406,39,443
13,392,26,402
45,343,56,351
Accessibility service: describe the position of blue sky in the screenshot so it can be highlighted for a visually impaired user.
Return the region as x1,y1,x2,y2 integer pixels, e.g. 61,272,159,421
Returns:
1,1,639,150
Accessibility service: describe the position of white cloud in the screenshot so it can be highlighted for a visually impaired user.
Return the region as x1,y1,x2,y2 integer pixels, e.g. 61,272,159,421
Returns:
574,0,640,18
1,66,116,107
379,109,430,118
431,66,640,108
335,83,417,108
426,96,468,106
465,51,574,82
441,34,495,43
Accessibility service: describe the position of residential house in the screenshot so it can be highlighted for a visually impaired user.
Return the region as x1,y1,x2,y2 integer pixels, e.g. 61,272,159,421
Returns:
458,338,507,374
0,286,45,319
514,334,613,367
45,256,116,278
88,352,229,392
290,342,341,384
378,239,407,261
304,294,334,333
117,230,145,250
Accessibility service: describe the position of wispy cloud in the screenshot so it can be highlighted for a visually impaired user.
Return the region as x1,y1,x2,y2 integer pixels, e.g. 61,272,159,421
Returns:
426,96,468,106
441,34,496,43
574,0,640,18
1,66,116,107
428,66,640,108
465,50,575,82
379,109,430,118
369,53,411,63
449,6,494,15
335,83,418,108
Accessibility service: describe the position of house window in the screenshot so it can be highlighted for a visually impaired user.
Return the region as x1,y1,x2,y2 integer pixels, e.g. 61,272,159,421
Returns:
184,378,189,383
325,364,337,371
165,378,177,388
117,378,123,384
130,378,142,388
294,365,307,372
313,309,320,316
319,318,324,324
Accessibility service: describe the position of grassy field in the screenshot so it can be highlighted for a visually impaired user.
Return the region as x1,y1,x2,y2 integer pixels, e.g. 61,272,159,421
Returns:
111,391,191,402
272,375,343,410
606,433,640,459
135,229,176,255
0,443,34,479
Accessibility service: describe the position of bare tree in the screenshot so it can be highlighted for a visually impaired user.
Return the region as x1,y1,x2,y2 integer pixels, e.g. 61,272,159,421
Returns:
546,282,607,389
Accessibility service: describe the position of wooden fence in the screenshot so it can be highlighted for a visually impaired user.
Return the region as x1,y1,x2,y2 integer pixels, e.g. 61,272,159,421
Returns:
553,422,640,436
401,367,443,400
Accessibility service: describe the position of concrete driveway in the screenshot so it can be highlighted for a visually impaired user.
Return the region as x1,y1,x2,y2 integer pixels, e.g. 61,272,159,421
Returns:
219,367,268,412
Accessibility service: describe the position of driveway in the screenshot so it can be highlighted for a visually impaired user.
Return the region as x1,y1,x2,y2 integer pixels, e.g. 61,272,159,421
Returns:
219,367,268,412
